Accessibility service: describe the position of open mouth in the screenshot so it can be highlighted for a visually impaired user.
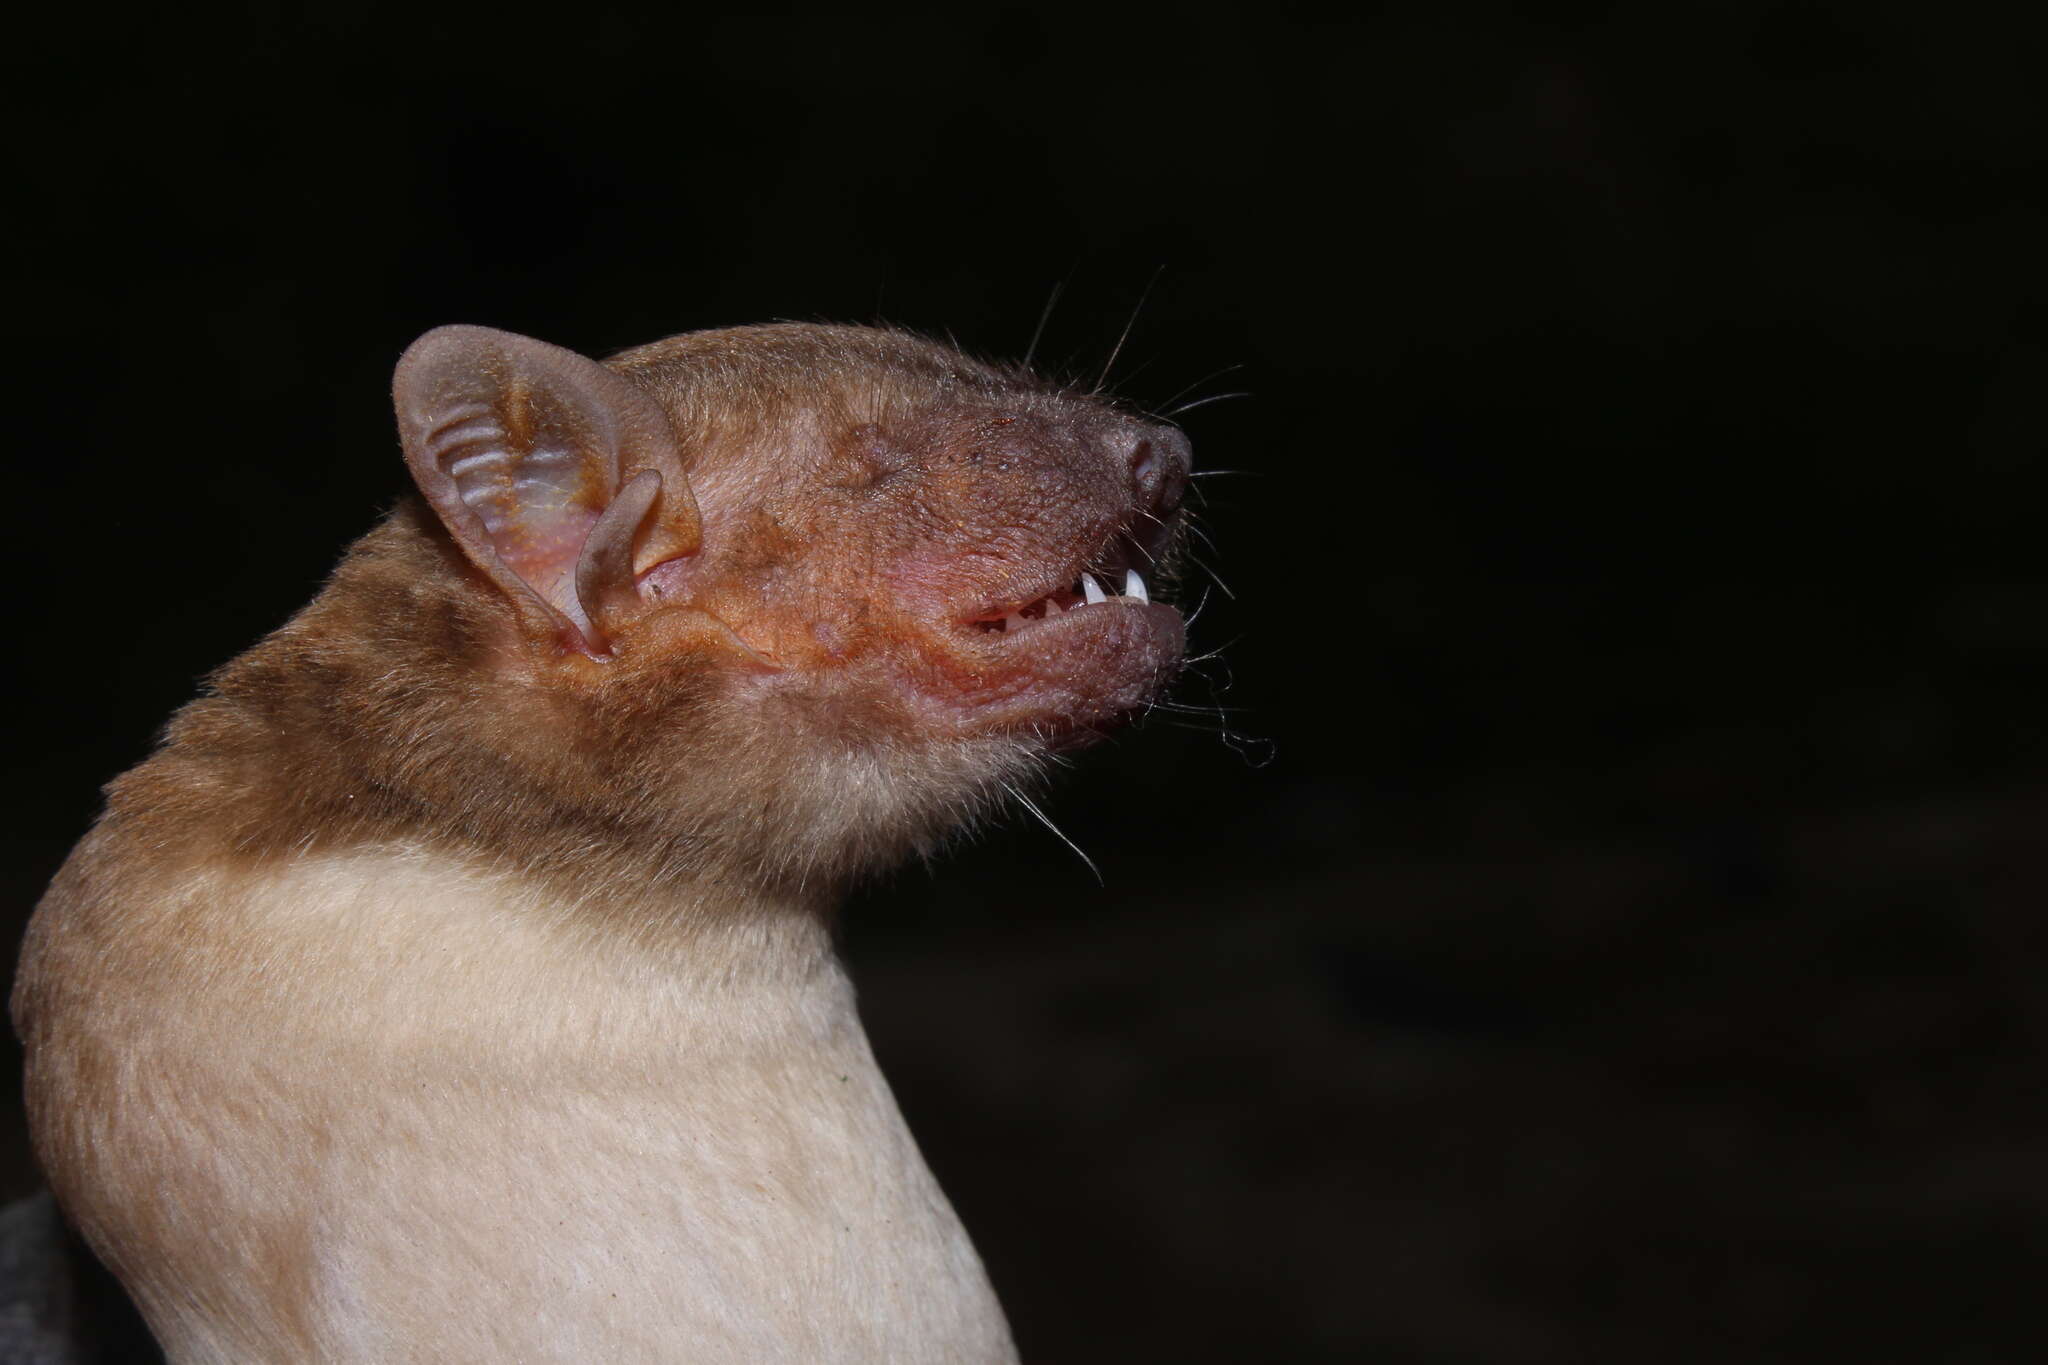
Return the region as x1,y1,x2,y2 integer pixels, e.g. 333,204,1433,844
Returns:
911,489,1187,737
962,503,1179,639
970,567,1155,634
936,548,1182,736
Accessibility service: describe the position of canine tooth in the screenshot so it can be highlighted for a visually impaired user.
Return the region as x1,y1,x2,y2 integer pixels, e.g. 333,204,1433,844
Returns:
1123,569,1149,604
1082,573,1108,605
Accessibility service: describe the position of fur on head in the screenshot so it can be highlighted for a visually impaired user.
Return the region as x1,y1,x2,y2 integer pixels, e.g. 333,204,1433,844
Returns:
113,323,1192,900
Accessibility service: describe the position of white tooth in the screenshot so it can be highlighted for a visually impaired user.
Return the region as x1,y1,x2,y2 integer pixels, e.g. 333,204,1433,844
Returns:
1082,573,1108,605
1123,569,1149,604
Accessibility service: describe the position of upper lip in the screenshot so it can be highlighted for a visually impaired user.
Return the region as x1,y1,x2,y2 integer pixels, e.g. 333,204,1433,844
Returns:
958,477,1182,629
967,559,1160,635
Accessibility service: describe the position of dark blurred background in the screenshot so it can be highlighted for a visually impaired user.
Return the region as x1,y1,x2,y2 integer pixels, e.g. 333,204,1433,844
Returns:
9,3,2048,1360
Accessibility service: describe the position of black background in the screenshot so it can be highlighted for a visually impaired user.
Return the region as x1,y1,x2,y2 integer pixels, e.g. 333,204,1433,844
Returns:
10,4,2048,1360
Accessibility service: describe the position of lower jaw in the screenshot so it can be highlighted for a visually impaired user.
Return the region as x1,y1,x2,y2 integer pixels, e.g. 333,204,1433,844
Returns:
888,603,1185,740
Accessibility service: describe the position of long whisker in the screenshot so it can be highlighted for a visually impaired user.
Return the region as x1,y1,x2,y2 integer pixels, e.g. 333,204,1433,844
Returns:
1003,783,1102,885
1185,549,1237,600
1156,363,1245,417
1096,265,1166,392
1150,699,1249,716
1183,525,1235,587
1103,356,1158,396
1166,391,1252,419
1179,639,1243,679
1023,279,1067,373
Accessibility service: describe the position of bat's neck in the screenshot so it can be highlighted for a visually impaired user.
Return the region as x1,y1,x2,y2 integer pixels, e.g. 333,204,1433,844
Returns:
32,842,1015,1360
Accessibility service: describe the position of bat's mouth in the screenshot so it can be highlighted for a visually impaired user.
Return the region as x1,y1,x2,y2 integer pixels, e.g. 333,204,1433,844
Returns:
959,488,1182,635
906,424,1192,740
968,566,1157,634
930,530,1185,740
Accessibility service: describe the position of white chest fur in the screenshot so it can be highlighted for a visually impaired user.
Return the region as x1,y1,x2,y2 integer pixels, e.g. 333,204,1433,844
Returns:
27,848,1017,1363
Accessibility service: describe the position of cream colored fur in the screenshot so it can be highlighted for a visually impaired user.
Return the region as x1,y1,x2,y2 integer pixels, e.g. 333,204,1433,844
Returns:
24,844,1015,1362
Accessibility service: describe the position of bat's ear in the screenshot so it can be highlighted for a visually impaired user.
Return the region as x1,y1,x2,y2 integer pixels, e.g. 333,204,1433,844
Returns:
393,325,701,656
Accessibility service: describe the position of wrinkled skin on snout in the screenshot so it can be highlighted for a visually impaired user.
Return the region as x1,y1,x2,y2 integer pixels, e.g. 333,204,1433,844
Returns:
631,366,1191,742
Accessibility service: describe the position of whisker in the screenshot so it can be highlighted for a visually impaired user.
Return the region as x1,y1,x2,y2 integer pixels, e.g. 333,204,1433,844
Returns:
1166,390,1252,418
1003,782,1103,885
1102,356,1158,397
1186,550,1237,600
1023,279,1067,373
1155,363,1245,418
1178,648,1243,694
1150,699,1248,716
1096,265,1166,392
1180,642,1238,668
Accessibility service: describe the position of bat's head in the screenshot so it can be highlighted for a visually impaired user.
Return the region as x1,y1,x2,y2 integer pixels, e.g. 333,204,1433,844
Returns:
392,323,1192,882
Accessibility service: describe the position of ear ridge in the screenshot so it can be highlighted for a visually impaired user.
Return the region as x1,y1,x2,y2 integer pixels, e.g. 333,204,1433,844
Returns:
613,397,702,576
574,469,663,648
393,325,697,655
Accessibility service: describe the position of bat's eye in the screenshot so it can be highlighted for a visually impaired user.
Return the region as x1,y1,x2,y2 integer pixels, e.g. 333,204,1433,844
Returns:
826,426,915,490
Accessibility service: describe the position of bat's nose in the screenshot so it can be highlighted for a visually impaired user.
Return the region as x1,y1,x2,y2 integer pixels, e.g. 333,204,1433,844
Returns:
1125,424,1191,522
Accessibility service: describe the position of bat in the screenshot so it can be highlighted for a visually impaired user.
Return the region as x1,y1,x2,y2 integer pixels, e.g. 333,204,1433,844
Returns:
12,320,1192,1361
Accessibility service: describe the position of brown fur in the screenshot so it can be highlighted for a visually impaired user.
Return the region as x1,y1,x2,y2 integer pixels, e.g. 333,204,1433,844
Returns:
13,322,1190,1361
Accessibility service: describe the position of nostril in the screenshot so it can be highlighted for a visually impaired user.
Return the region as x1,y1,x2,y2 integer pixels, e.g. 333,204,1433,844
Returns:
1126,426,1190,519
1130,438,1160,496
